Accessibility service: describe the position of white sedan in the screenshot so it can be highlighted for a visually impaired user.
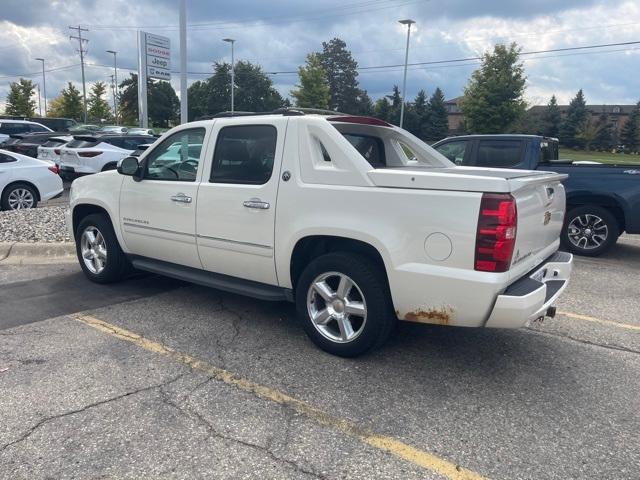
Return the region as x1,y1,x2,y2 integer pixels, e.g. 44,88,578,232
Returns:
0,149,63,210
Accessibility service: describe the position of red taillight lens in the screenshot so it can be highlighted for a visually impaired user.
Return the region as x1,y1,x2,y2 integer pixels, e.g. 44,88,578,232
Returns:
48,165,59,174
54,149,61,155
78,151,101,158
475,193,517,272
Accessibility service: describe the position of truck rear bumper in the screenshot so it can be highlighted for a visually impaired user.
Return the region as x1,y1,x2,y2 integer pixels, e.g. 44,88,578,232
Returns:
485,251,573,328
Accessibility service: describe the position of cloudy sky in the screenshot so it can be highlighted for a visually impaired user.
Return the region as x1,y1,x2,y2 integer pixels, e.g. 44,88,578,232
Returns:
0,0,638,114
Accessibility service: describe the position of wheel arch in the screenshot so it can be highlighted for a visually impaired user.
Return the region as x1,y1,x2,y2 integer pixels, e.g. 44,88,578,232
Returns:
72,203,114,240
289,235,391,293
1,180,41,202
566,192,626,233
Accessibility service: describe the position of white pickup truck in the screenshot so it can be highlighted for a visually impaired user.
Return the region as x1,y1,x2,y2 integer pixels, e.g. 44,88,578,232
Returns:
67,110,573,357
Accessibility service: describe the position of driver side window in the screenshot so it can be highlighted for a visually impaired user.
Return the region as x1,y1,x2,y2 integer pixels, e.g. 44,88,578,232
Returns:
145,128,205,182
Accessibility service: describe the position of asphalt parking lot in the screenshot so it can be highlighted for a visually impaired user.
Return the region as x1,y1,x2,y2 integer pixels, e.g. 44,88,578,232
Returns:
1,235,639,479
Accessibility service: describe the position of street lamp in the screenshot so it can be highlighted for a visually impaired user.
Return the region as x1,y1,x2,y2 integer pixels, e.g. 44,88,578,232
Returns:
223,38,236,113
34,58,46,116
106,50,119,124
398,19,415,128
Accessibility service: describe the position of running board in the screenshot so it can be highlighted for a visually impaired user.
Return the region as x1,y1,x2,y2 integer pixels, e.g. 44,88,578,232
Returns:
129,256,293,302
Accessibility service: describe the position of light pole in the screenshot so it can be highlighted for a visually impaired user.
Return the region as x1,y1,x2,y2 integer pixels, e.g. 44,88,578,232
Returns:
35,58,46,116
36,83,41,116
106,50,119,124
223,38,235,113
398,19,415,129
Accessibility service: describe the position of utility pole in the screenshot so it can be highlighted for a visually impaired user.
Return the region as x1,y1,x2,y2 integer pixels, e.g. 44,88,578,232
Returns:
106,50,118,124
223,38,235,113
69,25,89,123
35,58,46,116
398,19,415,129
36,83,41,117
179,0,188,124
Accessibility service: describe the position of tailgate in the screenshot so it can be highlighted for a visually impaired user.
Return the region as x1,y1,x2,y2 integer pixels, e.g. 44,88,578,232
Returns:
508,173,567,280
60,149,80,166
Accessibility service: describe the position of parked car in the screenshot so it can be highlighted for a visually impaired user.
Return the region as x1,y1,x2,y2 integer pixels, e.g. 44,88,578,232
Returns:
27,117,77,132
0,149,63,210
131,143,155,157
432,135,640,256
2,132,70,158
37,135,74,166
59,134,155,179
67,111,573,357
0,120,52,144
100,125,128,134
127,127,155,136
70,124,101,133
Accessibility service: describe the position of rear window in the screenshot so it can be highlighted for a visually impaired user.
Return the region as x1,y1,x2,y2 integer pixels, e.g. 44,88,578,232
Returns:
42,138,67,147
66,139,99,149
476,140,523,168
540,139,559,163
342,133,386,168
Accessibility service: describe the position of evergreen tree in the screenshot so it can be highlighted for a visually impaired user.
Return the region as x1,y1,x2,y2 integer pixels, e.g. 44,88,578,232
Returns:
373,97,391,122
620,101,640,152
542,95,561,138
291,53,330,109
460,43,526,133
559,89,588,148
412,89,430,138
425,87,449,140
592,111,614,151
388,85,402,125
317,38,364,113
5,78,36,116
87,81,112,122
355,89,374,116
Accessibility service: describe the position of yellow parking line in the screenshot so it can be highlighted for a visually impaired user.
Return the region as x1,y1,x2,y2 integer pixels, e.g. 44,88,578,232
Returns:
73,313,486,480
558,311,640,331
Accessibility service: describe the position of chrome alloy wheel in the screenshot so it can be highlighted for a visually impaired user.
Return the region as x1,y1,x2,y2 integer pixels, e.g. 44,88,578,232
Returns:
7,188,35,209
567,213,608,250
80,226,108,274
306,272,367,343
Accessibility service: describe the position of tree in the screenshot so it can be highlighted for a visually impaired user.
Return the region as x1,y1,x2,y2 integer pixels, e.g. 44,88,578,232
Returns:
388,85,402,125
4,78,36,116
373,97,391,122
576,118,599,151
46,94,67,118
460,43,527,134
620,101,640,152
542,95,561,137
317,38,364,113
187,62,285,121
591,111,614,151
559,89,588,148
119,74,180,127
411,89,430,139
354,89,374,116
291,53,330,109
425,88,449,140
87,82,112,122
51,82,84,121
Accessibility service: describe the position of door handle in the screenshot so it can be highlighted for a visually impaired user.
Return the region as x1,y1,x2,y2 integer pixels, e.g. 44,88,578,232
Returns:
243,198,270,210
171,193,192,204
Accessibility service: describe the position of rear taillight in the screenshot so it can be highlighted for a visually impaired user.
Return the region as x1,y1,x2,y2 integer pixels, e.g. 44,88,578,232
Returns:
54,149,61,155
48,165,59,175
474,193,517,272
78,151,101,158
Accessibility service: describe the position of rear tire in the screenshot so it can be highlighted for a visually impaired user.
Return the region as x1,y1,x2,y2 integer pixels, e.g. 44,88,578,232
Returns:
1,183,38,210
561,205,619,256
295,252,395,357
75,213,131,283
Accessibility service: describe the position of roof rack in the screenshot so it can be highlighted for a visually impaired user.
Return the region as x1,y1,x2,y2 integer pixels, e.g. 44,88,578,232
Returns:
203,107,349,119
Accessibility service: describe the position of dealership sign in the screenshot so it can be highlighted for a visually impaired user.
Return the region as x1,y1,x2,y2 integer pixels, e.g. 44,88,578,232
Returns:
144,33,171,81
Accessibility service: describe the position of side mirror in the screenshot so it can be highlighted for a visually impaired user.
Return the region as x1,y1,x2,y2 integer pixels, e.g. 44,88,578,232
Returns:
118,156,141,179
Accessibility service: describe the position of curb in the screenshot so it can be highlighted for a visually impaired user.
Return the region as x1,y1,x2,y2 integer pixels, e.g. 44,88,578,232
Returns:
0,242,76,265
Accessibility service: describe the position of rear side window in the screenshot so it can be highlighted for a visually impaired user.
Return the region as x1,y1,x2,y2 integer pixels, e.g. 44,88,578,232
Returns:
342,133,386,168
435,140,469,165
42,139,67,147
66,139,99,148
0,123,29,135
28,123,48,133
476,140,523,167
0,153,17,163
210,125,277,185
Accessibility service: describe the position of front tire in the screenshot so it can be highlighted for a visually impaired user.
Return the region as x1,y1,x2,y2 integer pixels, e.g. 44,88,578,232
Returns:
76,213,131,283
1,183,38,210
561,205,619,256
295,252,395,357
